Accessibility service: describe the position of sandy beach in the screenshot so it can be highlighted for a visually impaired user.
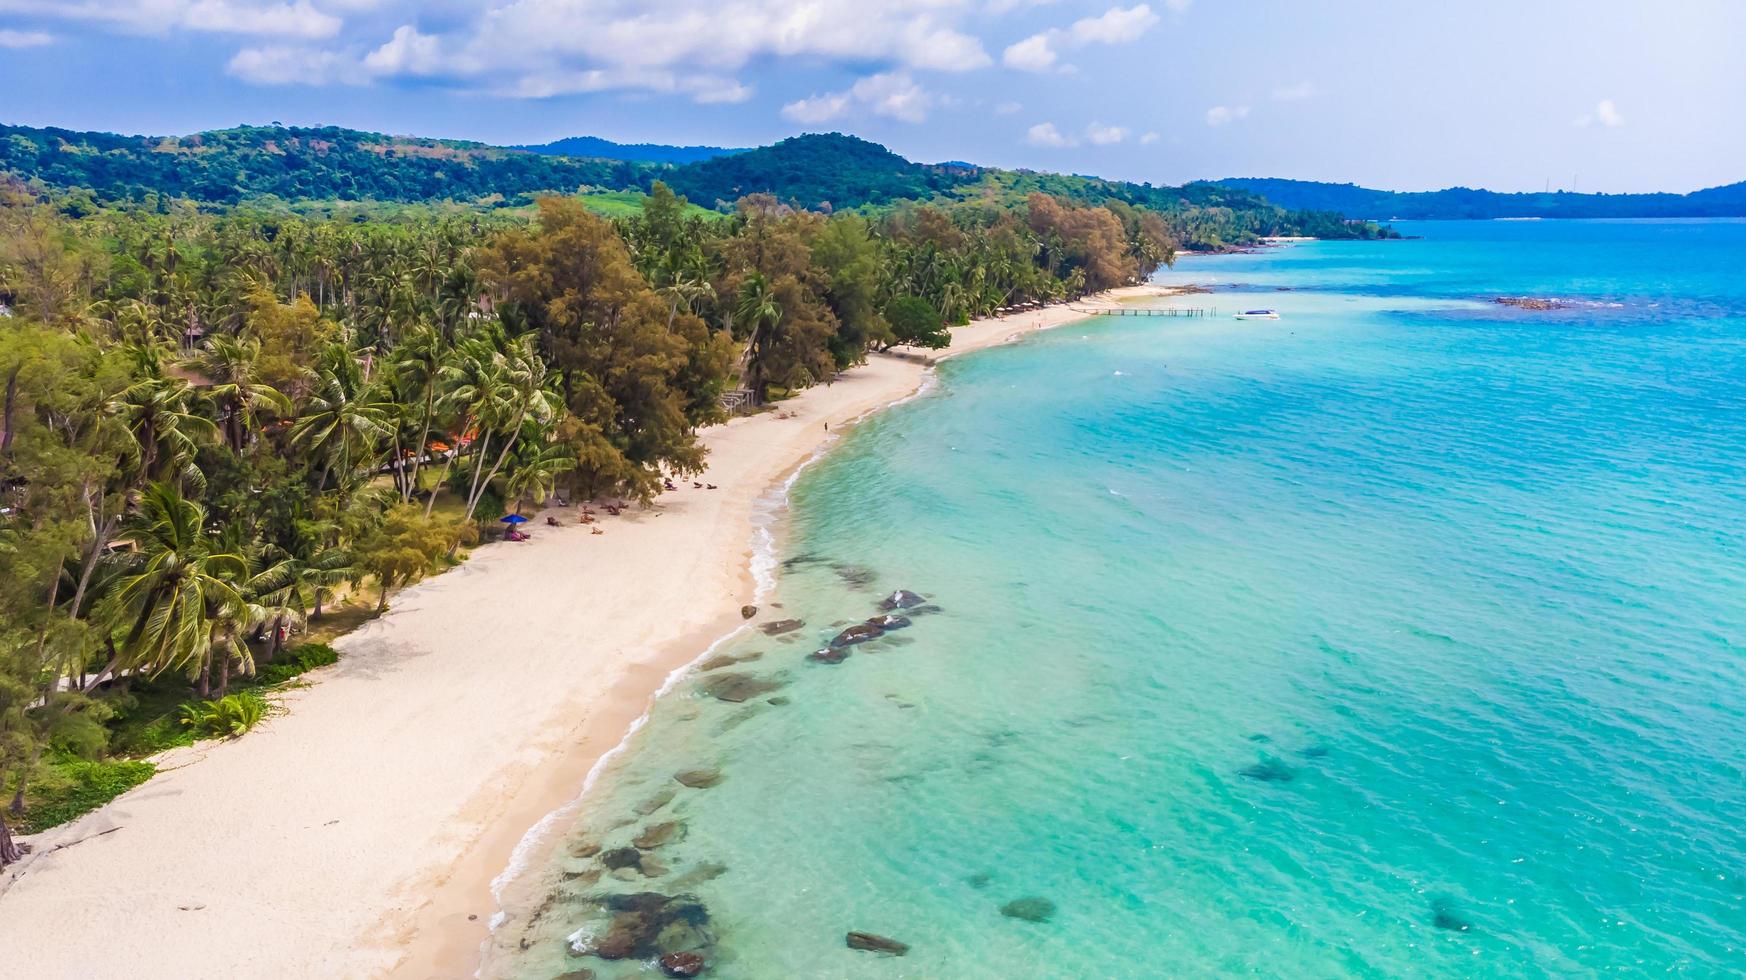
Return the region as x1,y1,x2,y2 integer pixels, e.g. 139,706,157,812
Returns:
0,285,1176,980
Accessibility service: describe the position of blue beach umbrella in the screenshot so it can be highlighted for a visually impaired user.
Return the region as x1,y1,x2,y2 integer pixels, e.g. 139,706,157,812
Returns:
499,514,529,525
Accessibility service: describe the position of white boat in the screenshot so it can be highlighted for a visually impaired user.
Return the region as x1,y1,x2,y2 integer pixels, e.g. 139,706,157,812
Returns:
1234,309,1280,320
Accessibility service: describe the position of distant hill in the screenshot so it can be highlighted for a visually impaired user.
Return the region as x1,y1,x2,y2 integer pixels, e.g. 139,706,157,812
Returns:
0,123,651,206
0,122,1392,245
661,132,977,210
1216,176,1746,220
512,135,743,165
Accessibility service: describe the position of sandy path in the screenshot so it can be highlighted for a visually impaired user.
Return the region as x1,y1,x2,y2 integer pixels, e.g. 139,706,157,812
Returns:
0,286,1174,979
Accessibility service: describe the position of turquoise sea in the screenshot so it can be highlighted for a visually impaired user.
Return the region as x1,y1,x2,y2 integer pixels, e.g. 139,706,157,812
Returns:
487,220,1746,978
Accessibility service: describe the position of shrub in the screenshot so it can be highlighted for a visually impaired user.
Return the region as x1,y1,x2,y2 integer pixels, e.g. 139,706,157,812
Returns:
256,642,339,686
177,692,268,738
19,758,156,834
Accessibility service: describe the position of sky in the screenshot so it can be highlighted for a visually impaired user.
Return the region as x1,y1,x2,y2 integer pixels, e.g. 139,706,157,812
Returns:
1,0,1741,193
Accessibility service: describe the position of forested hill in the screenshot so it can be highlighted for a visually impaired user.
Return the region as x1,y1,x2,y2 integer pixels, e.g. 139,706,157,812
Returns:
0,124,651,206
1217,176,1746,220
512,135,743,165
0,123,1391,243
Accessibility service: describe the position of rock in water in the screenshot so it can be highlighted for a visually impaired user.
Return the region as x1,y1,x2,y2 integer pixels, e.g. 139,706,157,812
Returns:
634,821,686,849
1431,897,1472,932
846,932,909,956
600,847,644,871
1239,756,1296,783
879,590,926,610
674,768,722,789
659,951,707,977
740,605,757,619
699,673,782,703
1000,896,1057,922
759,619,805,636
808,647,849,664
866,614,912,631
831,623,884,647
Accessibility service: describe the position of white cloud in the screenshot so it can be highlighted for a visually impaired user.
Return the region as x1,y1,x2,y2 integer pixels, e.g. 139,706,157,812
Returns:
782,91,852,123
1002,32,1057,71
1271,80,1315,102
0,0,344,39
1084,121,1127,145
1574,99,1624,128
363,24,442,76
227,45,361,85
1003,4,1159,73
1204,104,1249,126
782,70,936,124
1139,130,1160,144
994,100,1023,115
0,28,53,47
1069,4,1158,44
1024,121,1076,147
1161,0,1190,11
852,71,935,122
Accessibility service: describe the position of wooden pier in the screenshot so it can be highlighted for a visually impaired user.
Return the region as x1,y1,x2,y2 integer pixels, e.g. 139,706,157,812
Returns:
1067,305,1215,317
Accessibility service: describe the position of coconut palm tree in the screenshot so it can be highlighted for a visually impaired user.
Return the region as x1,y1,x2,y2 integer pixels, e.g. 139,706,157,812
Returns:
184,333,292,454
110,368,218,489
735,274,782,403
290,348,395,495
96,482,248,691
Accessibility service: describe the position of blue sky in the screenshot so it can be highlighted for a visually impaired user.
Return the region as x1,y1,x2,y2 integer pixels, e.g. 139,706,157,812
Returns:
1,0,1740,193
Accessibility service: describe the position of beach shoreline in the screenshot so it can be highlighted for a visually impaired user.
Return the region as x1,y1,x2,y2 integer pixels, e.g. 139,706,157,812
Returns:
0,284,1180,980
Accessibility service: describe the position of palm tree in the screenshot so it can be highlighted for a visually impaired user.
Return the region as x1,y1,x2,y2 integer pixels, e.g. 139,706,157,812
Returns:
461,335,560,523
184,333,291,453
290,348,395,496
502,443,576,515
389,323,450,503
96,482,248,693
110,369,218,489
735,274,782,403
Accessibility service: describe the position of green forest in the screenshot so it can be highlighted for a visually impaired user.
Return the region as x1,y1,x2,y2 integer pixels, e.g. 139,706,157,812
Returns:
0,124,1393,248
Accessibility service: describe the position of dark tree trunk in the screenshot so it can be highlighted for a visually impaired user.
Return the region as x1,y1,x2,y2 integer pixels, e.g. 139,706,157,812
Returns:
313,588,326,620
217,654,230,699
8,777,25,815
197,656,211,699
1,363,19,461
376,578,392,614
266,616,284,662
0,810,24,867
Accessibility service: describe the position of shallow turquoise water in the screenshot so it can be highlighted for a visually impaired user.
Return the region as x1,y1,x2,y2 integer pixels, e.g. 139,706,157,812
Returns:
489,220,1746,978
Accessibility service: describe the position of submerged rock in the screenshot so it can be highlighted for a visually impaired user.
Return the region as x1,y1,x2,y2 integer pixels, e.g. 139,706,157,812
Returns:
767,695,790,706
1300,744,1330,758
635,789,677,816
833,563,877,588
830,623,884,647
908,603,944,616
577,892,715,962
674,768,722,789
1431,897,1472,932
964,872,993,890
808,647,849,664
1239,756,1297,783
659,951,707,977
553,970,596,980
759,619,805,636
740,605,757,619
670,861,729,888
600,847,644,871
569,841,602,859
634,821,686,850
1000,896,1057,923
879,590,927,610
846,931,910,956
699,672,783,703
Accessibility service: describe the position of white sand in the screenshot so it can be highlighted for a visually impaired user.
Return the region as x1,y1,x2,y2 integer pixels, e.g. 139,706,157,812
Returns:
0,286,1177,979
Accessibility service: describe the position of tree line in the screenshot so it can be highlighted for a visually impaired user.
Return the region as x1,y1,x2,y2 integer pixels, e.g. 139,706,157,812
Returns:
0,177,1187,858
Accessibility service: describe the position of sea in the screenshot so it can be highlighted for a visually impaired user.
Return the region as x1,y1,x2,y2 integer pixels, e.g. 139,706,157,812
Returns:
484,219,1746,978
